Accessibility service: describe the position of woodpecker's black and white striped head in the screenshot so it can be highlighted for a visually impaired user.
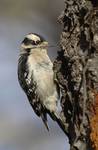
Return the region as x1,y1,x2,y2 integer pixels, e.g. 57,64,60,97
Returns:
21,33,48,54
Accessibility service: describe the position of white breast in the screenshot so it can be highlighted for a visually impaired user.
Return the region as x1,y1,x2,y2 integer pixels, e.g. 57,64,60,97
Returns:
27,50,58,112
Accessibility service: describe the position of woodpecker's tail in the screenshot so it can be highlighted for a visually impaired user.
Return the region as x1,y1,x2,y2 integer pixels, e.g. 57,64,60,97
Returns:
41,110,69,136
41,113,49,131
47,110,69,137
54,113,69,137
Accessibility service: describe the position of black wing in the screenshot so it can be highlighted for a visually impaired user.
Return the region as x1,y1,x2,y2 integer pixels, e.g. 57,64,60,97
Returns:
18,54,43,116
18,54,49,130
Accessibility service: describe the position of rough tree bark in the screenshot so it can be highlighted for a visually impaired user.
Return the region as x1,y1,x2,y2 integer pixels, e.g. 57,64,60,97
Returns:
54,0,98,150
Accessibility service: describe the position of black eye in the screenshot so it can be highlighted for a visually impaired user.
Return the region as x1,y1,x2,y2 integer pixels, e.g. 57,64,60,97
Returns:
30,40,41,45
35,40,40,45
31,40,37,45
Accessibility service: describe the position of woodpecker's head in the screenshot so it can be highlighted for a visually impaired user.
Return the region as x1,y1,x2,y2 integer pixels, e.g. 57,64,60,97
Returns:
20,33,48,54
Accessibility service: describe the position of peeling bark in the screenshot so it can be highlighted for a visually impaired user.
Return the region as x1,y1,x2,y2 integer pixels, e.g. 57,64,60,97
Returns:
54,0,98,149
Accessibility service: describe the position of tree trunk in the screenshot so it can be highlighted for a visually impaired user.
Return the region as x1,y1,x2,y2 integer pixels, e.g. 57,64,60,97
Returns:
54,0,98,149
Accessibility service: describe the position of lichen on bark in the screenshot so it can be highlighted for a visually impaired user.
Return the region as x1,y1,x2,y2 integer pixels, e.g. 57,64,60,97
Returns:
53,0,98,149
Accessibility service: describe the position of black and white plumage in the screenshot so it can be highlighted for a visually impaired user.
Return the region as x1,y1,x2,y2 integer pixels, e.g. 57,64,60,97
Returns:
18,33,67,134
